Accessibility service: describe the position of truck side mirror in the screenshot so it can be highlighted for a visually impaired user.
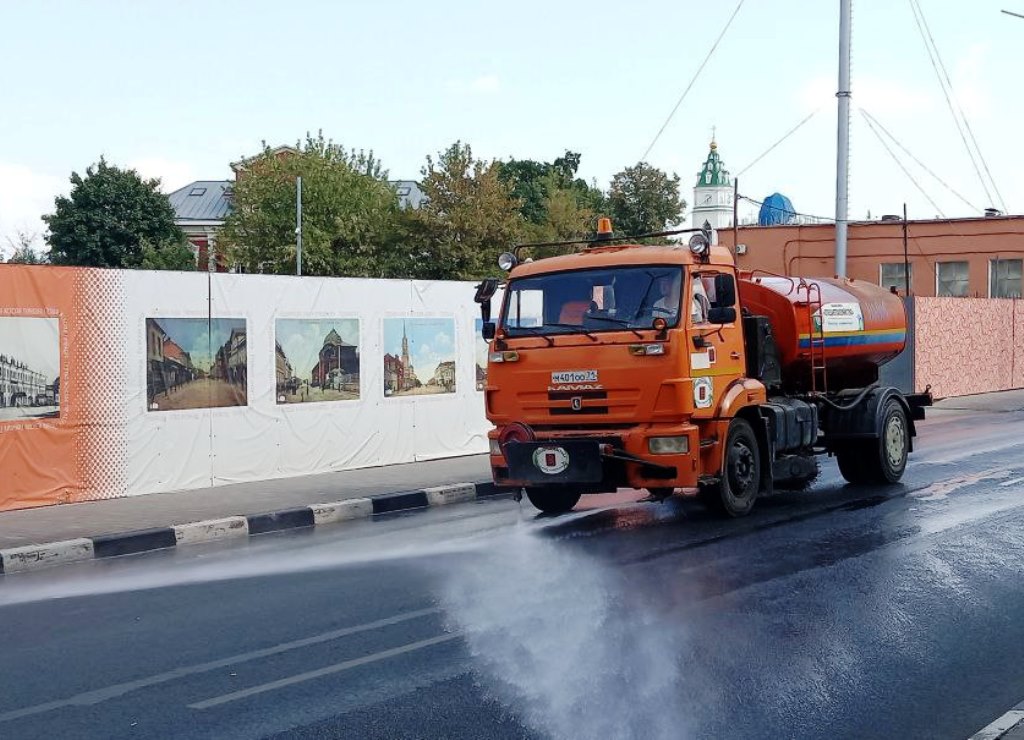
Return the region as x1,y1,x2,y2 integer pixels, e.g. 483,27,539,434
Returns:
474,277,500,324
713,273,736,307
481,321,496,340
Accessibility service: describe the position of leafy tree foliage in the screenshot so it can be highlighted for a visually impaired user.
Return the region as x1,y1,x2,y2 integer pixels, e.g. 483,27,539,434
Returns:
497,150,605,232
141,239,197,271
221,133,405,277
607,162,686,237
412,142,524,279
44,159,184,268
5,231,47,264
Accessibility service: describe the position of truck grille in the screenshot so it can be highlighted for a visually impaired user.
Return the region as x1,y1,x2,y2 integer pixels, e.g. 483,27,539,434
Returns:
515,388,640,421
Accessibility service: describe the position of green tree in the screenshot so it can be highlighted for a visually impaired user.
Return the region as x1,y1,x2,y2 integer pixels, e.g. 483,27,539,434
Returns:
141,238,197,271
497,150,605,230
44,159,184,268
412,142,523,279
521,171,596,246
607,162,686,236
221,133,404,277
5,231,47,264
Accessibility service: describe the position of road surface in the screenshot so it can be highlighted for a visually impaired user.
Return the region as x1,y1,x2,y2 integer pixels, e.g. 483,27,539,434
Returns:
2,406,1024,739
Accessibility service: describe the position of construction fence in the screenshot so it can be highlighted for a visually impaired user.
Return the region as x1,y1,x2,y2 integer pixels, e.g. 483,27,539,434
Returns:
0,265,491,512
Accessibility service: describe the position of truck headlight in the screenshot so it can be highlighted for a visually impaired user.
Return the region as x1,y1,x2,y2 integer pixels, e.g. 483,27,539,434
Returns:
489,438,503,456
648,436,689,454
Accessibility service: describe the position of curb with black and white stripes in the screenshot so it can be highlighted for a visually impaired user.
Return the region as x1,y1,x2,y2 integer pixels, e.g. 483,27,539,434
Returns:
969,700,1024,740
0,481,508,575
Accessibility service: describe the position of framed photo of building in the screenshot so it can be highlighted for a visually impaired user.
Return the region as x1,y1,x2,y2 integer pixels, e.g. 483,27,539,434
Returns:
0,316,61,422
146,318,247,411
383,318,456,397
275,319,360,404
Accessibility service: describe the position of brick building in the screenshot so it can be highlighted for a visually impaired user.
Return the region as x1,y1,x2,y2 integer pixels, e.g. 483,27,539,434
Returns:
717,215,1024,298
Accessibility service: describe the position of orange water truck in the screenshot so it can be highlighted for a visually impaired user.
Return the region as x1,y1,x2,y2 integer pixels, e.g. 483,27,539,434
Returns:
473,218,932,515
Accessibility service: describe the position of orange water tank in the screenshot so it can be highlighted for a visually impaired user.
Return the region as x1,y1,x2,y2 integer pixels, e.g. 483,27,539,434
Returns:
738,274,907,391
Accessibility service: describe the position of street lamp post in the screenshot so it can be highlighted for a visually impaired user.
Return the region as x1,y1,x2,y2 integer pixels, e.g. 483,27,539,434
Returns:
296,176,303,276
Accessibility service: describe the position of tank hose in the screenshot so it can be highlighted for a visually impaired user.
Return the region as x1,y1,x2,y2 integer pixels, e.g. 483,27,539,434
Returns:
799,383,878,412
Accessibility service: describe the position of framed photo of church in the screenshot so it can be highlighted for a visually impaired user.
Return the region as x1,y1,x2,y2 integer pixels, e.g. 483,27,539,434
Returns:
383,317,456,397
274,318,360,404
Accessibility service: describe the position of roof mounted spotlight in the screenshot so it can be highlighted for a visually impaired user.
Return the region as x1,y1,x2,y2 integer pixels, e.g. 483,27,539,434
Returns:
497,252,518,271
688,232,710,257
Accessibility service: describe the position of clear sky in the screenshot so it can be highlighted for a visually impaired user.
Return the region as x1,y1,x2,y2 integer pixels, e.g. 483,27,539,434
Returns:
1,0,1021,254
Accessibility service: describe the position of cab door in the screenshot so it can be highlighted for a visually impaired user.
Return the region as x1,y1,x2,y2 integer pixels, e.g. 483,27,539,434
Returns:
687,269,745,419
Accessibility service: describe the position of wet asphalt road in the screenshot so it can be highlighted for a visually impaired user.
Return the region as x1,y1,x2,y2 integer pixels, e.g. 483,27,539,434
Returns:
3,407,1024,739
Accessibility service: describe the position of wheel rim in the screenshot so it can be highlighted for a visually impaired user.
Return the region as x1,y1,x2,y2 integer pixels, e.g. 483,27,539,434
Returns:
884,413,906,468
728,441,756,497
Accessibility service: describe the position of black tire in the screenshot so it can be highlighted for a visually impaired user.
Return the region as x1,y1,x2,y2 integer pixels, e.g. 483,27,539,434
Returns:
524,487,582,515
703,418,761,517
836,398,909,485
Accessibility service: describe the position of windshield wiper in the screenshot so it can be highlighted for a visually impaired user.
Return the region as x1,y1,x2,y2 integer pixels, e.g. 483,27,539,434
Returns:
585,315,644,338
544,323,599,341
506,324,554,346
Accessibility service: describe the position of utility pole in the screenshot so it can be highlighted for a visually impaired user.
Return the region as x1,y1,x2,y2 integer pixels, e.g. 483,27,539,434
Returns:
902,203,910,295
296,176,303,276
835,0,852,277
733,177,739,255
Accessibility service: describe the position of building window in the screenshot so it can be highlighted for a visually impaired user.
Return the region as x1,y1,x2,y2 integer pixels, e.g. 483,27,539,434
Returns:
189,187,207,196
990,259,1023,299
936,261,969,297
880,263,911,293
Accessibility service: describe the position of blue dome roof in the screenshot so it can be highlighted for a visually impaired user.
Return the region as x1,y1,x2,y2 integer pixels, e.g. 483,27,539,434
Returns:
758,193,796,225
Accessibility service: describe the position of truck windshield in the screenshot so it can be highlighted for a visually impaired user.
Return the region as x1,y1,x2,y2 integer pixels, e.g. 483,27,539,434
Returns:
501,266,684,336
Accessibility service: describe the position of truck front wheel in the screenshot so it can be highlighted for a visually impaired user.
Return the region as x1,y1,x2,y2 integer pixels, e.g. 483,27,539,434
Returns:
524,487,582,515
701,418,761,517
836,398,909,485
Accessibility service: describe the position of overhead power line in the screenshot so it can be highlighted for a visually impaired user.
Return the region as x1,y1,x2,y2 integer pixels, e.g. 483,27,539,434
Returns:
735,108,821,178
908,0,1007,212
640,0,746,162
860,110,945,217
860,108,980,213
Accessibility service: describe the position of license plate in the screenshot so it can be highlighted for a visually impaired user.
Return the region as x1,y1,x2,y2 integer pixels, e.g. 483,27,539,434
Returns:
551,370,598,384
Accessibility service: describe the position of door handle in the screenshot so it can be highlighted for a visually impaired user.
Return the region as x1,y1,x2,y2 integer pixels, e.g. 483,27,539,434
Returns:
730,351,741,359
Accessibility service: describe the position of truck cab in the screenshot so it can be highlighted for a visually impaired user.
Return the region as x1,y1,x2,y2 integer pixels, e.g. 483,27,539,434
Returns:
475,220,930,516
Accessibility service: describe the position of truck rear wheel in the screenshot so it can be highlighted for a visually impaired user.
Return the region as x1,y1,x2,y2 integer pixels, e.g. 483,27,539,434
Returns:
524,487,582,515
836,398,909,485
702,418,761,517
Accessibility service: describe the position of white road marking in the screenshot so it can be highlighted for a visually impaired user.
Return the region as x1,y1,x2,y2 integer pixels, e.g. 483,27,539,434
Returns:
968,708,1024,739
189,632,461,710
1000,477,1024,488
0,608,439,723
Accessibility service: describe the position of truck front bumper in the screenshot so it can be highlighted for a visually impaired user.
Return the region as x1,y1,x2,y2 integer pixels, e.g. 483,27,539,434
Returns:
489,424,700,492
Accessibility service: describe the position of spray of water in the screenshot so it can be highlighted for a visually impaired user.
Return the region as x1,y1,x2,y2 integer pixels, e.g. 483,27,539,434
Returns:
438,526,695,740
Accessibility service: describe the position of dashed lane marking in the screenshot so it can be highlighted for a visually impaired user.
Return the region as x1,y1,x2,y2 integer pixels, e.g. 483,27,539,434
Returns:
0,608,439,724
188,632,462,710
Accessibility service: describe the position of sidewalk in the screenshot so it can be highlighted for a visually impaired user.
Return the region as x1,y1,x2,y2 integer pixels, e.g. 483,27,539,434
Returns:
930,388,1024,414
0,454,494,564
